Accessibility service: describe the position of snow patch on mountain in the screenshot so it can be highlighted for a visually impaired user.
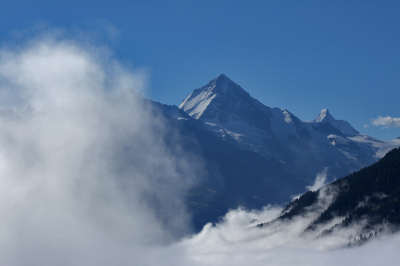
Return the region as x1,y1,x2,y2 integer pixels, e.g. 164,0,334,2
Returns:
179,74,250,120
179,74,272,130
270,108,300,142
202,118,273,156
349,134,400,160
180,88,218,119
314,108,330,122
328,134,351,146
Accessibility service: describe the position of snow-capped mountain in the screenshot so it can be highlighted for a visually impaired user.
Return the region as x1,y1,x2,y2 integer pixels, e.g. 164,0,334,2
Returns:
112,88,305,230
179,74,400,182
180,74,272,128
312,109,359,136
180,74,279,158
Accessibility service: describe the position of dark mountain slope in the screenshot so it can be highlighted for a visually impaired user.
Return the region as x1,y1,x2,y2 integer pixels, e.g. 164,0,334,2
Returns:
260,147,400,242
160,114,305,231
112,89,305,231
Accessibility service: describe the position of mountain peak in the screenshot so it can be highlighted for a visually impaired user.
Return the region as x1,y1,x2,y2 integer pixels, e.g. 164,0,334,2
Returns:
313,109,359,136
179,75,272,129
215,73,233,83
179,74,252,119
216,73,229,80
314,109,333,123
211,74,245,95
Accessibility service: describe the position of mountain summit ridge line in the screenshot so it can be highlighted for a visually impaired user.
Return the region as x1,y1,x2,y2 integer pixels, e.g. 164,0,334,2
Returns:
179,74,400,183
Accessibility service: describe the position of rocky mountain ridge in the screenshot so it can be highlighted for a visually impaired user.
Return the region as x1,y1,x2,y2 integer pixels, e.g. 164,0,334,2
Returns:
179,74,400,182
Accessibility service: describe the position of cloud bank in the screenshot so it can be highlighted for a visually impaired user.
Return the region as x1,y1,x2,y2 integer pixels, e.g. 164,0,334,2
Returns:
179,182,400,266
0,33,203,265
371,116,400,128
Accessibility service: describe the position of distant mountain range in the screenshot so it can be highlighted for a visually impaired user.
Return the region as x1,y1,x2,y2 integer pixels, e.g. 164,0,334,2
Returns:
3,74,399,232
132,74,400,230
179,74,400,183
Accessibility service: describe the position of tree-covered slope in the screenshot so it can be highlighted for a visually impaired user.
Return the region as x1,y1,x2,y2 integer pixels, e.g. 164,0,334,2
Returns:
259,147,400,242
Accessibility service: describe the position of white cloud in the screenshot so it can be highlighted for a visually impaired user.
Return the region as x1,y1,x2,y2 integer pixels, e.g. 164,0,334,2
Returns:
0,34,147,111
371,116,400,128
177,233,400,266
306,168,328,192
0,32,202,265
177,184,400,266
292,169,329,200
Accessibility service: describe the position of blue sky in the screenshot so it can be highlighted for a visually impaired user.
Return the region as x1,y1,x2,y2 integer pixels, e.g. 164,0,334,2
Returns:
1,0,399,140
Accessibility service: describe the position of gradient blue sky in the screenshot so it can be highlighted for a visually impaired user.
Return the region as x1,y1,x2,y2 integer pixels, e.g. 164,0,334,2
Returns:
1,0,399,140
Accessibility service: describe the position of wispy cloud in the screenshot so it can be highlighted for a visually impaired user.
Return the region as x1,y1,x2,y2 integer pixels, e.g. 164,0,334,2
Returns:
306,168,328,192
371,116,400,128
291,169,329,200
